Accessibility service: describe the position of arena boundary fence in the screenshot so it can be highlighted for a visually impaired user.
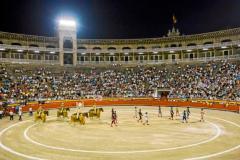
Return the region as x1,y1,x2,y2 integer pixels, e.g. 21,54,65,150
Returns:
20,98,240,113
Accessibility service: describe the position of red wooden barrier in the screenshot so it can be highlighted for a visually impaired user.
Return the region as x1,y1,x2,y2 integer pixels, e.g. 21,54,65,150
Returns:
21,98,240,113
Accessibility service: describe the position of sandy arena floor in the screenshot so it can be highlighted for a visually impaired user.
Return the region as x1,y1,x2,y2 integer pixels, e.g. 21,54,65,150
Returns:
0,106,240,160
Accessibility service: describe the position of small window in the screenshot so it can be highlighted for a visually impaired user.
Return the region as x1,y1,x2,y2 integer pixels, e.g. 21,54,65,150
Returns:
190,53,194,59
125,56,129,62
110,56,114,62
224,50,229,56
63,40,73,49
80,56,84,61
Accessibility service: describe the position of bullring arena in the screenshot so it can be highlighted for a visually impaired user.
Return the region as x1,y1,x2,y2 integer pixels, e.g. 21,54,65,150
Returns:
1,7,240,159
0,99,240,160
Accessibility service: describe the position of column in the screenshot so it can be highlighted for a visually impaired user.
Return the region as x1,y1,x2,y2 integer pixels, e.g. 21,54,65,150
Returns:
73,43,77,66
59,34,64,66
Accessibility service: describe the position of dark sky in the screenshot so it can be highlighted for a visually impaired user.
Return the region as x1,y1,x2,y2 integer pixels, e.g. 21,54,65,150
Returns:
0,0,240,39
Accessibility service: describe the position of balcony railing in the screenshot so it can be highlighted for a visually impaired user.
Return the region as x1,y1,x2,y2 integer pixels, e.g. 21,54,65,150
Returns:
77,54,240,65
0,40,239,54
0,44,58,52
0,58,59,65
0,54,239,66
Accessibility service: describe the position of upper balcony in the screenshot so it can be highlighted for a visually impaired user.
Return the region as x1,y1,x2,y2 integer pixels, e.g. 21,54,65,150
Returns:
0,41,239,54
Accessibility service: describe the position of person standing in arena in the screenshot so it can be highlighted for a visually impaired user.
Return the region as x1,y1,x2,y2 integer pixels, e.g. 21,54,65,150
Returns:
200,108,205,122
158,106,162,117
29,107,33,116
112,108,114,116
182,110,188,123
111,108,118,124
170,107,174,120
0,108,3,119
186,107,191,119
114,111,118,124
134,106,138,118
175,107,180,116
138,108,143,123
76,106,81,119
111,109,117,127
9,110,14,120
143,112,149,125
18,107,22,121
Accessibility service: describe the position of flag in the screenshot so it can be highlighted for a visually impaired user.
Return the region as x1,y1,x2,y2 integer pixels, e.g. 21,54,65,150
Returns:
173,14,177,24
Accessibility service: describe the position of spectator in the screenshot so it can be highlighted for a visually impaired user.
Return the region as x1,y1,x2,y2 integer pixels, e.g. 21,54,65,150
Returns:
0,60,239,101
0,109,3,119
18,108,22,121
9,110,14,121
29,107,33,116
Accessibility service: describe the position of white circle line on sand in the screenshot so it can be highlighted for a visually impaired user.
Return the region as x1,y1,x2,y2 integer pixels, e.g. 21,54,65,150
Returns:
23,116,221,154
184,114,240,160
0,119,48,160
0,110,239,160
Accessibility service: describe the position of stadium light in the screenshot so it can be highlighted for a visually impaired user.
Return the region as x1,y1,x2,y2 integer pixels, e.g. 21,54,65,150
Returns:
58,19,76,28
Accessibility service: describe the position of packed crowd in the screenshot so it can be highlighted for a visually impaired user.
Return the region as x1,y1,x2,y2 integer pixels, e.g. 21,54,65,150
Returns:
0,60,240,103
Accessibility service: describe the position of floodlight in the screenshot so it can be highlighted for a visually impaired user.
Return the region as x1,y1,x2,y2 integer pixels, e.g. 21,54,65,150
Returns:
59,19,76,28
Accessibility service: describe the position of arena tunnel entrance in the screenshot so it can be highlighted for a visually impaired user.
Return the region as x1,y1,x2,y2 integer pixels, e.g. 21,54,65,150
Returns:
153,87,171,100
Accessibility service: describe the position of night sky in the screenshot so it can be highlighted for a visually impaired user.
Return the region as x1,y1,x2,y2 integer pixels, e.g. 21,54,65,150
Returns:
0,0,240,39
